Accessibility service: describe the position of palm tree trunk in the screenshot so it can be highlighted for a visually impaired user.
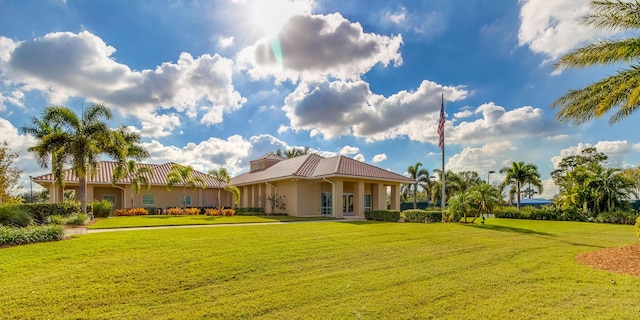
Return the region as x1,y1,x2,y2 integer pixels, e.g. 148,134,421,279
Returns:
80,177,87,215
413,184,417,209
516,183,521,210
218,189,221,209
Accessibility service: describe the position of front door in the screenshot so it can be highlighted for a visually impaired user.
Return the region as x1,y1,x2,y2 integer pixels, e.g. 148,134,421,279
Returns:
321,192,332,216
343,193,353,215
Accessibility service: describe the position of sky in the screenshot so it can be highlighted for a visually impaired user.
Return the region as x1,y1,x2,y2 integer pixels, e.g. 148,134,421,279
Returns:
1,0,639,198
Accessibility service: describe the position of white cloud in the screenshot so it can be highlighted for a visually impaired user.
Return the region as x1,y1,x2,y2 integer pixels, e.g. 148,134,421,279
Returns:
518,0,615,61
453,109,474,118
282,79,468,141
384,7,406,25
545,134,570,141
238,12,403,82
339,145,359,155
372,153,387,163
218,36,235,48
1,31,246,134
353,154,365,162
447,141,516,173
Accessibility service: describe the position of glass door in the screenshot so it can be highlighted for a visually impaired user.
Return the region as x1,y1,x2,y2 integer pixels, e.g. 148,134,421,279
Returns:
342,193,353,214
321,192,332,215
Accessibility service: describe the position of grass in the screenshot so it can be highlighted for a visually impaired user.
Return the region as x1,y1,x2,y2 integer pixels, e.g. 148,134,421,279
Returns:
89,215,335,229
1,219,639,319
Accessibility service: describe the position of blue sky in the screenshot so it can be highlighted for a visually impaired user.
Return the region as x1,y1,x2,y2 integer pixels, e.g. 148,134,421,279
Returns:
1,0,639,198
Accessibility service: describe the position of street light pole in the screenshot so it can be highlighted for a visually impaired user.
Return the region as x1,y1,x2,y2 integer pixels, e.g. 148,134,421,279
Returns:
487,170,495,185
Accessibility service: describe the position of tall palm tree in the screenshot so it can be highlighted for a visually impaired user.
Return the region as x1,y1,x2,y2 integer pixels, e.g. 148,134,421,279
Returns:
430,169,462,205
588,167,635,212
499,161,542,210
166,164,206,207
112,160,154,208
21,115,65,196
402,162,430,209
552,0,640,124
208,167,241,208
28,104,121,214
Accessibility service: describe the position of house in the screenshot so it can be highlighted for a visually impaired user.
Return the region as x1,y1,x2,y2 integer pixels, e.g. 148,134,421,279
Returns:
31,161,233,210
231,153,414,218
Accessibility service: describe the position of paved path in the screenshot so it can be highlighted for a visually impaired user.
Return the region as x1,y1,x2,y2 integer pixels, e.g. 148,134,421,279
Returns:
65,216,366,236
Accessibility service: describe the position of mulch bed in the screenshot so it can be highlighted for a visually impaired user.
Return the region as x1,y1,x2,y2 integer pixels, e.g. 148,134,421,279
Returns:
576,244,640,277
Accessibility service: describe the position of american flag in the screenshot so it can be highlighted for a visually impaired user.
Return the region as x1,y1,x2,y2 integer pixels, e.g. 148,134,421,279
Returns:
437,95,445,149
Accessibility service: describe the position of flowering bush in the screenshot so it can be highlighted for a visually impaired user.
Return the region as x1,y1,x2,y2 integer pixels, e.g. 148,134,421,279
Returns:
115,208,150,216
223,208,236,216
205,208,220,216
166,207,200,215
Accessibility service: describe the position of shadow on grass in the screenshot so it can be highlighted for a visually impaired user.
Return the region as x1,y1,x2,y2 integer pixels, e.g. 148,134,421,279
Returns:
464,223,553,236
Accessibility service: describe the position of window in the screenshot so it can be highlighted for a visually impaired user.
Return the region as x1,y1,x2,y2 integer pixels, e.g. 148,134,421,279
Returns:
180,195,192,206
142,195,155,206
321,192,332,215
103,195,116,204
365,194,372,211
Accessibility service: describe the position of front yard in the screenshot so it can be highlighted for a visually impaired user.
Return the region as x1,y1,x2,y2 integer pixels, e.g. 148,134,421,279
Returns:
1,219,639,319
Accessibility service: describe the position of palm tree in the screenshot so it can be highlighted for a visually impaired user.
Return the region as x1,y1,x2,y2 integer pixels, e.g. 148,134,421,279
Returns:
447,191,472,223
28,104,122,214
588,167,635,212
112,160,154,208
208,167,241,208
552,0,640,124
166,164,206,207
21,115,65,196
273,147,311,159
430,170,462,205
468,182,502,222
499,161,542,210
402,162,430,209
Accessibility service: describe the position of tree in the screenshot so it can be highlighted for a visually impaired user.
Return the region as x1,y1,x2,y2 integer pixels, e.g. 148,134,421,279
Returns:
499,161,542,210
272,147,311,159
552,0,640,124
0,141,22,202
468,182,502,221
621,166,640,199
402,162,430,209
430,170,465,205
208,167,241,208
587,167,635,212
112,160,154,208
447,191,473,223
21,115,65,193
166,164,206,207
552,148,608,212
26,104,129,214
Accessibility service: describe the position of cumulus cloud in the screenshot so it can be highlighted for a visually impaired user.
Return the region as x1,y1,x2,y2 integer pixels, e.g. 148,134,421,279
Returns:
0,117,50,192
282,79,468,142
339,145,359,155
447,141,516,173
353,154,365,162
238,12,403,81
518,0,615,61
384,7,406,25
1,31,246,134
218,36,234,48
372,153,387,163
448,102,560,145
550,140,640,169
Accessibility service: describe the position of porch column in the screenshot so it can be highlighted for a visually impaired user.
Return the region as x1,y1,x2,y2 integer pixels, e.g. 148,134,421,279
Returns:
390,184,400,211
354,181,365,217
332,179,343,219
373,183,386,210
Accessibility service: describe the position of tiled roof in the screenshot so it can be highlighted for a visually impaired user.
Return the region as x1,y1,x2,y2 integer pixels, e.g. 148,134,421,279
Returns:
31,161,225,188
231,154,414,185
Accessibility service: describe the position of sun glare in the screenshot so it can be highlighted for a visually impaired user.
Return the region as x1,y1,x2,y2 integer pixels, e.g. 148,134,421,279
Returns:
244,0,312,37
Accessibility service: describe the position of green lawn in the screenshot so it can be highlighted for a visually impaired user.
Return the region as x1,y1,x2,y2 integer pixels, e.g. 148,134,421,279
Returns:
89,215,335,229
1,219,639,319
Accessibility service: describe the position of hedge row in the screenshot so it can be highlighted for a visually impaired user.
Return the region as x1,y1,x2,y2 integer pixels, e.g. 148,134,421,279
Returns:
495,206,639,225
403,210,443,223
0,225,65,247
18,203,81,224
364,210,401,222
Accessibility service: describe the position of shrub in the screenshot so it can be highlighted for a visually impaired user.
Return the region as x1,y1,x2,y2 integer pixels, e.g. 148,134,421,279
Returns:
494,206,527,219
364,210,401,222
205,208,221,216
0,225,65,247
115,208,150,216
91,200,113,218
635,217,640,241
49,214,65,225
19,202,81,224
223,208,236,216
596,211,639,225
403,209,442,223
236,207,264,214
0,204,32,227
65,213,89,226
166,207,200,215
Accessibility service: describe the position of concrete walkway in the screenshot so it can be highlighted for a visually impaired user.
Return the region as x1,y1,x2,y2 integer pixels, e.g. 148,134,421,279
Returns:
65,215,366,236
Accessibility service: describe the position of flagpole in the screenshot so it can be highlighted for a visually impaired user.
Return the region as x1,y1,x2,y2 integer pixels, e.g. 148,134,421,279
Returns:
440,94,446,222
